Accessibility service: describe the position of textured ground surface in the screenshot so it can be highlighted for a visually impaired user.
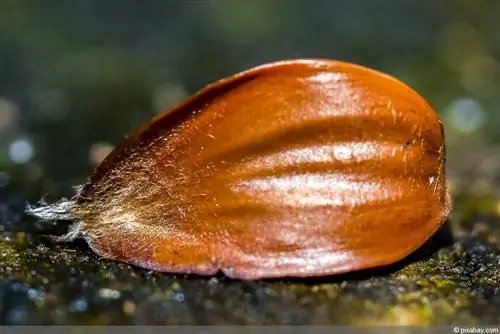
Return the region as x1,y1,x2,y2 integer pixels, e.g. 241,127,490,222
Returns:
0,187,499,325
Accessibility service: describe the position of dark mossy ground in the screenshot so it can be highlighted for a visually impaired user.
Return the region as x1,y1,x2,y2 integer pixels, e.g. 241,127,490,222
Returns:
0,188,499,325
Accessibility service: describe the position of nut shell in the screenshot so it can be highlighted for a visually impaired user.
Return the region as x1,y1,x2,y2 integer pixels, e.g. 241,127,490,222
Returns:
27,59,450,280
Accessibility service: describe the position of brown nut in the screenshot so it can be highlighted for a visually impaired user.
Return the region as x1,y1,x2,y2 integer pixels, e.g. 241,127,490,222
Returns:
26,59,451,280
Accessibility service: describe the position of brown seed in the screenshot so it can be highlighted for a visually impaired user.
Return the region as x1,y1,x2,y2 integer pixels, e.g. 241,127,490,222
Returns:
26,59,451,280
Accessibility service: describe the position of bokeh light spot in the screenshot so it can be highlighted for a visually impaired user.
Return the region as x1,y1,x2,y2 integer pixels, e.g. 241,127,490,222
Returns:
89,142,115,165
8,139,34,164
445,98,485,134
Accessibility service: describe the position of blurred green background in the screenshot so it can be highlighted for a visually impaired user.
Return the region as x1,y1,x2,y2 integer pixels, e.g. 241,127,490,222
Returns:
0,0,499,205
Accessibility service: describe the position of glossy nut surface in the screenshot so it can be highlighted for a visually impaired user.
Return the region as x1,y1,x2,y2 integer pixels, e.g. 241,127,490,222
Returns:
27,59,451,280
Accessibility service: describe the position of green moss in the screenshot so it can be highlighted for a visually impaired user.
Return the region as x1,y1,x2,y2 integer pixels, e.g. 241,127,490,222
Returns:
0,239,21,267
